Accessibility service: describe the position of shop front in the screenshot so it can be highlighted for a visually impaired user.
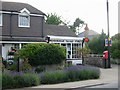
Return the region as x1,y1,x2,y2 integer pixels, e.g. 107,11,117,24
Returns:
47,35,84,65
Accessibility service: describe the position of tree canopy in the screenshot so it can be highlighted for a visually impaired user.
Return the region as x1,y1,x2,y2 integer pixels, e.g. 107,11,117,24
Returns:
45,13,63,25
69,18,85,35
88,30,107,54
111,33,120,59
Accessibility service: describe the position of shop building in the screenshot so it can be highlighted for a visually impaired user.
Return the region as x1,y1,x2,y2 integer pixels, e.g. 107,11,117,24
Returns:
1,1,84,65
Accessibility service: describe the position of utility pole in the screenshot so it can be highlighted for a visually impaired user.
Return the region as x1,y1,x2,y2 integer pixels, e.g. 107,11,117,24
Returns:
106,0,111,68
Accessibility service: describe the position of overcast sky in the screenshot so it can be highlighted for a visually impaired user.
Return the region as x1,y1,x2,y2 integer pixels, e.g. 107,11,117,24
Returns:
2,0,119,36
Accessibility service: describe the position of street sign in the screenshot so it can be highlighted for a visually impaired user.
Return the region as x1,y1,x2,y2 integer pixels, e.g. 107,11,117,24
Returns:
105,38,112,46
84,37,89,42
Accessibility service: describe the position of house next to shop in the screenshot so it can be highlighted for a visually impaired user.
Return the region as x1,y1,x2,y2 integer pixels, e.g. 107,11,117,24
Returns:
0,1,84,65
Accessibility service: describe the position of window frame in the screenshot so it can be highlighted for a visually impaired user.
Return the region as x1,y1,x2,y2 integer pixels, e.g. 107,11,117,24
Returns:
18,8,30,28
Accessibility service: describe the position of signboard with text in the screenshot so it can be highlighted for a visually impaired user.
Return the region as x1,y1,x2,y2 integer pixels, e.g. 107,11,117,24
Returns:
105,38,112,46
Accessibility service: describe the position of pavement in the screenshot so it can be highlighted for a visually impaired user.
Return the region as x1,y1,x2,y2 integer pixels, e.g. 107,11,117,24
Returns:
30,64,119,89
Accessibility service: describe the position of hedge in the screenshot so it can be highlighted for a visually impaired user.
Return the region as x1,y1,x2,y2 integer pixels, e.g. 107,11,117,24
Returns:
18,43,66,66
40,65,100,84
2,73,40,89
2,65,100,89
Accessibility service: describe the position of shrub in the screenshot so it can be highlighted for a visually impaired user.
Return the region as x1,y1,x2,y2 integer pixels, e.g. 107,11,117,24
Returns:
21,73,40,87
8,64,17,71
40,65,100,84
41,71,67,84
2,72,40,89
18,43,66,66
21,62,32,72
65,65,100,82
2,74,15,89
35,66,45,73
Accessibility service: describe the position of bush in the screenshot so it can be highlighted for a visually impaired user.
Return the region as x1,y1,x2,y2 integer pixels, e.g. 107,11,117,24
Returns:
41,71,67,84
21,73,40,87
40,65,100,84
2,74,15,89
111,49,120,59
18,43,66,66
8,64,17,71
2,72,40,89
65,65,100,82
35,66,45,73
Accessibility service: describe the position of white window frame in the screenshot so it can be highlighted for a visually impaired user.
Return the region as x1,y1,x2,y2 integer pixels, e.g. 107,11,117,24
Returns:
18,8,30,27
0,13,2,26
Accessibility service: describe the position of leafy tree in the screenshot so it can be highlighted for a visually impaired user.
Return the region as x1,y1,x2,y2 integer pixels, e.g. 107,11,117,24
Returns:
77,46,91,58
88,30,107,54
45,13,63,25
69,18,85,35
111,33,120,40
18,43,66,66
111,33,120,59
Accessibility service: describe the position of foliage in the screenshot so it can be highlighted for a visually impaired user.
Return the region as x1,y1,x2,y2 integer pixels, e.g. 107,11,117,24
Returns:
8,59,32,72
45,13,63,25
111,33,120,59
2,72,40,89
111,33,120,40
111,49,120,59
40,71,67,84
18,43,66,66
8,64,17,71
3,65,100,89
40,65,100,84
77,46,91,58
2,73,15,89
21,60,32,72
69,18,85,34
35,66,45,73
88,31,107,54
20,73,40,87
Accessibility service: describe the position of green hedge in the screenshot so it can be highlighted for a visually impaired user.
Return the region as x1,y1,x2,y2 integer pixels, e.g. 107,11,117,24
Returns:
40,69,100,84
2,73,40,89
18,43,66,66
2,66,100,89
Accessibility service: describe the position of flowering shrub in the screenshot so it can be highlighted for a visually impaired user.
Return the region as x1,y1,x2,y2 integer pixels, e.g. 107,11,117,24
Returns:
2,72,40,89
40,65,100,84
2,65,100,89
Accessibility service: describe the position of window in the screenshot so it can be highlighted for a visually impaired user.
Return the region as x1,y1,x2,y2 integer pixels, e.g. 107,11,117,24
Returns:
19,15,30,27
18,8,30,27
0,13,2,26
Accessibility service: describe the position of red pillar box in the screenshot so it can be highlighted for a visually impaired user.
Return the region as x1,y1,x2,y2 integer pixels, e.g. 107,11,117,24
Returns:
103,51,108,60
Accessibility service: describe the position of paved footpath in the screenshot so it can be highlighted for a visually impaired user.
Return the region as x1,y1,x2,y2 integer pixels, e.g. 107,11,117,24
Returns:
31,64,118,89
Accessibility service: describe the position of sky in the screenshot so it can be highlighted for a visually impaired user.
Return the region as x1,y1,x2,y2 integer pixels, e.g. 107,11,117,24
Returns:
2,0,119,37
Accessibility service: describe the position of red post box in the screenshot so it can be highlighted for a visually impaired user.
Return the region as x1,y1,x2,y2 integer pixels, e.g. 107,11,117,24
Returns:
103,51,108,60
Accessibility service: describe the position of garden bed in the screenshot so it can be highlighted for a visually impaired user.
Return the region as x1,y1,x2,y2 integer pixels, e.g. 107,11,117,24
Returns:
2,65,100,89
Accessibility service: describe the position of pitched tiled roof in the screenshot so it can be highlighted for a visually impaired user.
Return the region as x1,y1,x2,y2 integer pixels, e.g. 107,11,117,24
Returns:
44,24,77,37
78,30,99,39
1,1,45,15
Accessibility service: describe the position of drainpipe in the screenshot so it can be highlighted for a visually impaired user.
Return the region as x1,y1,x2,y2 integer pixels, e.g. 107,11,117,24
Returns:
10,12,12,38
41,16,44,38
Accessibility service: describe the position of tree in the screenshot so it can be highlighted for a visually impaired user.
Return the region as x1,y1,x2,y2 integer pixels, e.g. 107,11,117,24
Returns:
88,30,107,54
77,46,91,58
45,13,63,25
111,33,120,59
69,18,85,35
18,43,66,66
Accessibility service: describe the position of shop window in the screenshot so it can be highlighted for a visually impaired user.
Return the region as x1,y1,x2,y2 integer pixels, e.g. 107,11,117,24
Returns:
72,43,81,59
